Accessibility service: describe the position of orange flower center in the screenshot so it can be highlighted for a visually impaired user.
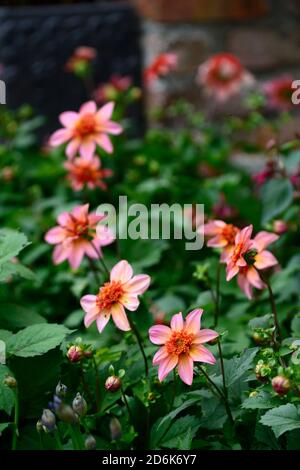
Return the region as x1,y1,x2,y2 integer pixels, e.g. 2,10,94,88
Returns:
165,330,194,356
74,113,97,137
231,242,245,264
97,281,124,310
72,162,100,184
221,224,239,245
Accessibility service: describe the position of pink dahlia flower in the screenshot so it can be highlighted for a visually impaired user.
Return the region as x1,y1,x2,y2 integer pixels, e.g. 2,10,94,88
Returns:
144,53,178,83
196,53,254,102
149,309,218,385
49,101,123,160
263,76,296,111
204,220,240,262
64,155,112,191
80,260,151,333
226,226,279,298
45,203,114,269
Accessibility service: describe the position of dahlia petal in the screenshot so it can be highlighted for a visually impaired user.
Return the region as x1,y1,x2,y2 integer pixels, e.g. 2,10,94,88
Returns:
170,312,184,331
125,274,151,295
96,134,113,153
237,273,253,299
97,101,114,121
45,226,66,244
253,231,279,252
66,138,80,159
121,294,140,312
84,310,98,328
193,329,218,344
185,309,204,334
158,355,178,382
178,354,194,385
95,225,116,246
68,242,85,269
80,294,98,314
189,345,216,365
79,101,97,115
254,250,278,270
149,325,171,345
52,244,70,265
72,203,89,220
110,260,133,283
247,266,265,289
111,303,131,331
59,111,78,128
226,265,239,281
104,121,123,135
207,235,227,248
79,140,96,161
153,346,169,365
57,211,71,226
49,129,71,146
84,240,102,260
96,312,111,333
204,220,226,236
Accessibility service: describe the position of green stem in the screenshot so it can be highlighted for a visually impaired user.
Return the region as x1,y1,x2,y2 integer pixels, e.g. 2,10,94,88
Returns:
198,365,234,426
121,387,134,428
79,362,94,405
213,264,221,328
68,424,82,450
92,356,101,412
88,257,101,285
12,387,19,450
54,429,64,450
259,271,281,343
90,241,110,279
128,316,148,377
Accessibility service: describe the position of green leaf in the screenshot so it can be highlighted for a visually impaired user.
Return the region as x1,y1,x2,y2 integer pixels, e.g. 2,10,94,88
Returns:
291,313,300,336
199,395,227,429
0,365,15,415
6,324,72,358
160,415,200,449
0,303,46,330
261,178,293,224
242,391,282,410
260,404,300,438
0,422,10,435
0,229,29,266
150,398,199,448
225,347,258,387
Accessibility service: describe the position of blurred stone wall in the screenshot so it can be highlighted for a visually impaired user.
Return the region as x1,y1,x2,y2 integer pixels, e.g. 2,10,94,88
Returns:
131,0,300,137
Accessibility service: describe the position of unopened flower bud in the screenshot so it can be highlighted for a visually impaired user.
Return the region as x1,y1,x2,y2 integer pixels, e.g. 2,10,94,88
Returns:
55,381,68,398
105,376,122,392
56,404,78,424
41,409,56,432
72,393,87,416
3,376,17,388
273,220,288,235
67,345,83,362
36,420,43,433
255,361,270,382
85,434,97,450
272,375,290,396
109,417,122,441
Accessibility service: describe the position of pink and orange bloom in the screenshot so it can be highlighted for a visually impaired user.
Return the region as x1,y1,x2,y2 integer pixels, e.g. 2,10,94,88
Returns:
263,76,296,111
66,46,97,74
49,101,123,160
144,53,178,83
149,309,218,385
196,53,254,102
45,203,114,269
80,260,151,333
64,155,112,191
204,220,240,262
225,225,279,299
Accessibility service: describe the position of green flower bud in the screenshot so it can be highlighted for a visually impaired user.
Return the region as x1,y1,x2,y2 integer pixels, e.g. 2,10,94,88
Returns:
41,409,56,432
85,434,97,450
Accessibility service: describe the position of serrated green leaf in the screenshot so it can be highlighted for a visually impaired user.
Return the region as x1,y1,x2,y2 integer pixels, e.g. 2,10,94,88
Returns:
161,415,200,449
6,324,72,357
0,229,29,266
225,347,259,387
260,404,300,438
242,391,282,410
